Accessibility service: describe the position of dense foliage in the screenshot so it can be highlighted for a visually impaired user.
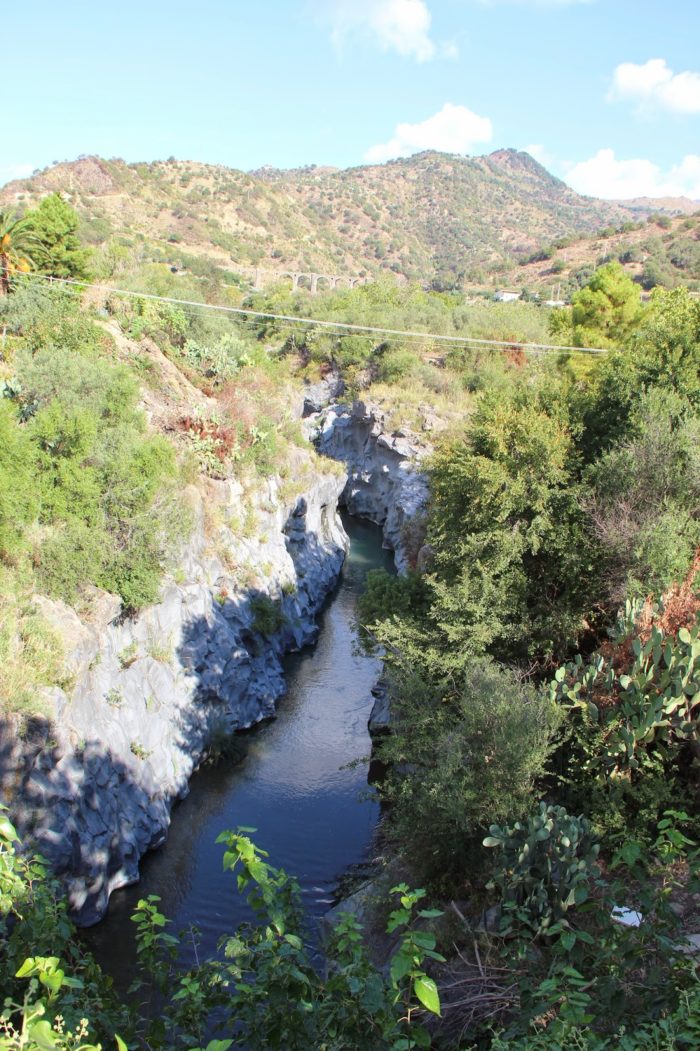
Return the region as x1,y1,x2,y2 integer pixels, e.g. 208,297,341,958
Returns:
1,259,699,1047
24,194,92,281
0,194,91,294
0,288,182,614
354,280,700,1044
0,814,447,1051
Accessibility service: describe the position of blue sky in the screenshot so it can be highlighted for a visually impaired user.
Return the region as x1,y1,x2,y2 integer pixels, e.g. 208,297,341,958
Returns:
4,0,700,200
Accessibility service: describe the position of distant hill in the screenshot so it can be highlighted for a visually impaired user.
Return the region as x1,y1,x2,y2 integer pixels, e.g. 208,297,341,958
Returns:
506,211,700,298
2,150,652,290
619,195,700,217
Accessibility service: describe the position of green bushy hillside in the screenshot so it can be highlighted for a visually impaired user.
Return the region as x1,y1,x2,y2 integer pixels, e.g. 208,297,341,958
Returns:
1,150,637,291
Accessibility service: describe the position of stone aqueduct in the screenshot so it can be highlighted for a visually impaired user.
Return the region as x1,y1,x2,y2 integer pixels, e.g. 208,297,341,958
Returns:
233,265,368,295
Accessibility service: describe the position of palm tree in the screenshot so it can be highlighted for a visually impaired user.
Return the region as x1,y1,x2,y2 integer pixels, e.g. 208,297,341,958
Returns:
0,210,42,294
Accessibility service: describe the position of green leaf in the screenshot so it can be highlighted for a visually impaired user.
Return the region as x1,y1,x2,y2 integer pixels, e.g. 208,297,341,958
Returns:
482,836,503,848
390,952,413,984
560,930,576,950
16,957,37,977
0,814,19,842
621,841,643,867
414,975,441,1016
115,1038,129,1051
411,931,437,951
61,975,84,988
27,1021,59,1050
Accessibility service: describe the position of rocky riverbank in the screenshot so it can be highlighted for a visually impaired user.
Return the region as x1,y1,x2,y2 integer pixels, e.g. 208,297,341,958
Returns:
1,395,431,927
1,466,347,925
312,400,430,572
312,399,433,758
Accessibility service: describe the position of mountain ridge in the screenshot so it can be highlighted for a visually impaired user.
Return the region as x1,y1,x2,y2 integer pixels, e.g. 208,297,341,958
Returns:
2,150,695,290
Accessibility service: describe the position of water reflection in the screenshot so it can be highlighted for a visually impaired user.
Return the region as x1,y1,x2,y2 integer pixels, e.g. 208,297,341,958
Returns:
84,513,392,981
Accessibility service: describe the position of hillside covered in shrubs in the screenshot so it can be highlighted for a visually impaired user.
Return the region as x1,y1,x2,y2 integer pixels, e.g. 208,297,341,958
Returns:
0,191,699,1049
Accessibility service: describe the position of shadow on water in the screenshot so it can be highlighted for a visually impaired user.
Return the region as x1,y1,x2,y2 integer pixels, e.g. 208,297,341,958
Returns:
83,512,394,986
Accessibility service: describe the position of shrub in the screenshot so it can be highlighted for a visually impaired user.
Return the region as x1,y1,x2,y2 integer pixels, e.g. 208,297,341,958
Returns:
584,389,700,603
4,335,183,611
249,594,286,637
484,802,600,938
376,347,421,383
0,284,106,357
0,401,36,559
376,660,562,887
181,332,254,384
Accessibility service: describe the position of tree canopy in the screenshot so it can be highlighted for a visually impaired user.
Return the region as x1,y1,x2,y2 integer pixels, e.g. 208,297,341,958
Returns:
570,261,642,347
24,193,92,281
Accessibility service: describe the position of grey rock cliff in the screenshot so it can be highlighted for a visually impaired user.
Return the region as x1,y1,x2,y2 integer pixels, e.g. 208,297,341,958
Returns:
313,401,430,572
1,468,348,925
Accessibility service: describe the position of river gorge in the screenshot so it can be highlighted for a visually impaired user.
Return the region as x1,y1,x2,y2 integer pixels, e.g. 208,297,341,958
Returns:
1,399,429,937
84,513,393,979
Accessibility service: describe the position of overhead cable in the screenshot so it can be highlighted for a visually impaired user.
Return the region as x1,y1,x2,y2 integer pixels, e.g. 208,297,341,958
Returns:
1,268,610,355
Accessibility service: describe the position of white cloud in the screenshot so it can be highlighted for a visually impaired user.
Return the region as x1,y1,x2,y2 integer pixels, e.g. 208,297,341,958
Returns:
565,148,700,200
318,0,438,62
364,102,493,163
609,58,700,114
0,163,34,187
476,0,592,7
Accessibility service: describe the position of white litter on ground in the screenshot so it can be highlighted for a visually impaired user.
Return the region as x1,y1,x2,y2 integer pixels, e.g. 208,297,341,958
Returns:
611,906,643,927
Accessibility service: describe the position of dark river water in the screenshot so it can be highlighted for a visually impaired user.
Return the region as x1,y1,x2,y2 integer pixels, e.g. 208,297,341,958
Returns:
84,513,392,983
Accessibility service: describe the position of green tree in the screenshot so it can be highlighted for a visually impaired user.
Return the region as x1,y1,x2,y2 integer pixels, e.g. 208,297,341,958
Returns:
570,262,642,348
425,383,593,663
24,194,91,281
630,286,700,408
578,285,700,460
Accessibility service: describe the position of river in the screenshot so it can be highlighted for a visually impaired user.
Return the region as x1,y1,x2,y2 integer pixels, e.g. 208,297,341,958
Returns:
84,512,392,981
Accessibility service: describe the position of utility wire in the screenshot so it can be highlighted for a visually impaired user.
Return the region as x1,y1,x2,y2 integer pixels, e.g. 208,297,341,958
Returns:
1,267,610,355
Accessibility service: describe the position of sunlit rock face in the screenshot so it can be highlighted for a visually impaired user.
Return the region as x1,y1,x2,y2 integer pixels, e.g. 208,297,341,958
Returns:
2,398,429,926
314,400,430,573
1,469,348,926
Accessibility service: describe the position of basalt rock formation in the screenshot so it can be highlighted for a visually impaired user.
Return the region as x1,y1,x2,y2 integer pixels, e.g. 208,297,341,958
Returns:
314,400,430,573
1,469,347,925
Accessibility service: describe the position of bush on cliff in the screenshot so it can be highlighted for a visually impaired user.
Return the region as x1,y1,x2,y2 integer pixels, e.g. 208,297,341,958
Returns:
0,290,185,617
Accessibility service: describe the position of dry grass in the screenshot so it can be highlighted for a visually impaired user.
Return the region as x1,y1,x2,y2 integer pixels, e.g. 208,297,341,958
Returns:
429,902,519,1046
0,575,65,717
636,547,700,642
368,375,473,435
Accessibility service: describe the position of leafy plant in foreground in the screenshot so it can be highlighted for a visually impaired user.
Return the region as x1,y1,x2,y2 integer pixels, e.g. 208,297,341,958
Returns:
1,811,445,1051
484,802,600,940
